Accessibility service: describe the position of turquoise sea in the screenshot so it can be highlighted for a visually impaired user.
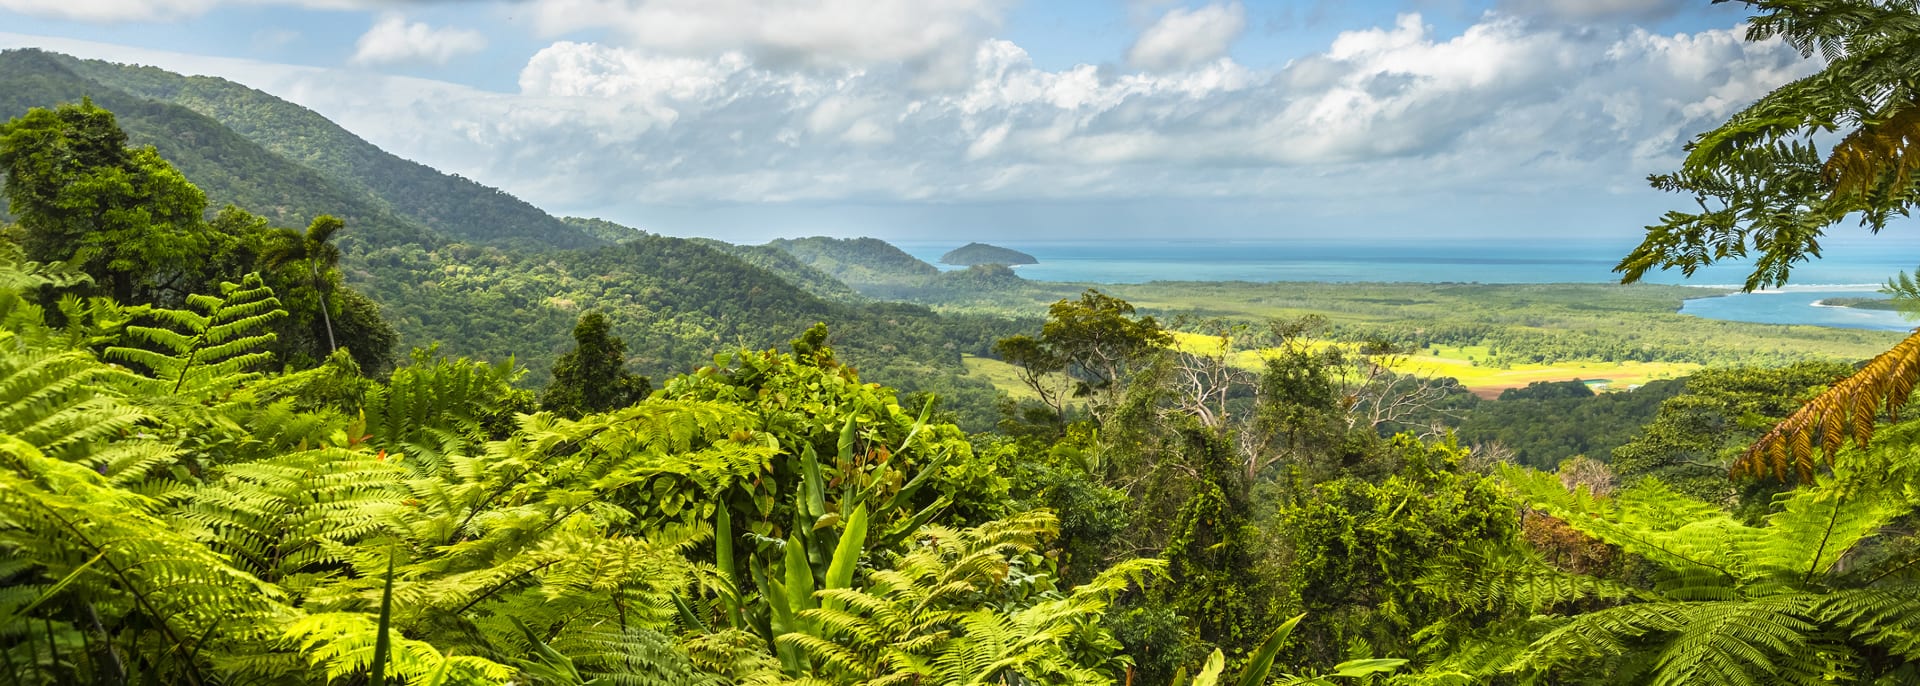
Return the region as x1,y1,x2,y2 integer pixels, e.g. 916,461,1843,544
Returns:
893,238,1920,331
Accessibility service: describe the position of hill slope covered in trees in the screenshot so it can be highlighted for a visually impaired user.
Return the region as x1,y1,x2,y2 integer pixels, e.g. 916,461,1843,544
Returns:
0,49,1010,425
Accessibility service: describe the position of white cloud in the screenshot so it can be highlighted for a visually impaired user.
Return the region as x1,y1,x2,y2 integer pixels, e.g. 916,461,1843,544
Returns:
349,13,486,66
0,13,1820,236
524,0,1009,88
1127,2,1247,71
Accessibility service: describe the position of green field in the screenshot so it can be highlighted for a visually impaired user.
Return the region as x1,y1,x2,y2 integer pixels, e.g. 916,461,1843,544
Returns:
902,280,1901,370
962,354,1042,401
1162,332,1698,398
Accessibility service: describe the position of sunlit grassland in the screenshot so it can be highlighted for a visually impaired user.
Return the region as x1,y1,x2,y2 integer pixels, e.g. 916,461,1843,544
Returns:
961,354,1090,409
962,354,1041,401
901,280,1901,369
1165,332,1700,397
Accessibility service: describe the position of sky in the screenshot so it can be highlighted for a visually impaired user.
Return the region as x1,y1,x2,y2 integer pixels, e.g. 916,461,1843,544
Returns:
0,0,1833,243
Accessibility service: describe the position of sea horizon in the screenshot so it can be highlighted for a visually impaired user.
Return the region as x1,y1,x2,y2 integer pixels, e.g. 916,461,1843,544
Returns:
891,237,1920,331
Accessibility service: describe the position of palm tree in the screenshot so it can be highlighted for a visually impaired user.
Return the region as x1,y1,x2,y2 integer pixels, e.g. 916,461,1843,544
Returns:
266,215,343,354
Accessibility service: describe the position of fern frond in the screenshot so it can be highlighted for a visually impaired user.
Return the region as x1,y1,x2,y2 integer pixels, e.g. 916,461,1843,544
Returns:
286,611,513,684
1737,329,1917,480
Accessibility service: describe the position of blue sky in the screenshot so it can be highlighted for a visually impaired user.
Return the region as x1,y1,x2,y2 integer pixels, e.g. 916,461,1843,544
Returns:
0,0,1833,243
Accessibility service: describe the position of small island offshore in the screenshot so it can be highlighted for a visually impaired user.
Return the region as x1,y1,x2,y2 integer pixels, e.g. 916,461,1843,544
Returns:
941,242,1038,266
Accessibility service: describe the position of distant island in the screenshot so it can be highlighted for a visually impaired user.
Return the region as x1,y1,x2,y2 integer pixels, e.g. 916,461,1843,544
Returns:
941,242,1037,266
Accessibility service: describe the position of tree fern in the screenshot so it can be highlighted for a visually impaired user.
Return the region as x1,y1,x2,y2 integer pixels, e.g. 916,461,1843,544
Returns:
105,272,284,398
1498,452,1920,684
0,434,288,684
778,512,1156,686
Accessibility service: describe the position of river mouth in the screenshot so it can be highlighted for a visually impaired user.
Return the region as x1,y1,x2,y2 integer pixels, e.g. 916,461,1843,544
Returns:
1679,287,1913,331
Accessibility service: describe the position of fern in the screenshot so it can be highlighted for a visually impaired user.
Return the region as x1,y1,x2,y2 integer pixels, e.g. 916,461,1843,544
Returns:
778,512,1156,686
1735,331,1917,479
1499,453,1920,684
285,611,512,684
0,434,288,684
105,272,284,398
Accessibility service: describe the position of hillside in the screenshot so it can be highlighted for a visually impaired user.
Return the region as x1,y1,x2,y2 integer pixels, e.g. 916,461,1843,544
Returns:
0,51,1015,427
45,50,604,251
563,216,647,244
691,238,864,302
767,236,940,284
942,242,1037,266
0,49,433,249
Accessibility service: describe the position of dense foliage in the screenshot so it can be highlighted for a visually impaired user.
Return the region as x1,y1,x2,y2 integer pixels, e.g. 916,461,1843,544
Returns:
1451,379,1683,470
0,49,1022,429
10,2,1920,682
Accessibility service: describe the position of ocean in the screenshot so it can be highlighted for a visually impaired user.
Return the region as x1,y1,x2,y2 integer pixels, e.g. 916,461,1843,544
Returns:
893,237,1920,331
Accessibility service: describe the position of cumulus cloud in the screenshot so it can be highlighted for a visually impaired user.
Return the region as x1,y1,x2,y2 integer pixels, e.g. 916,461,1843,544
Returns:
349,13,486,66
482,13,1811,209
1127,2,1247,71
524,0,1009,88
0,13,1819,235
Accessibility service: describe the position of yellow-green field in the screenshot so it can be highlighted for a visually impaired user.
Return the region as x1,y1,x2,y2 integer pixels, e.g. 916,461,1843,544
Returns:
961,355,1090,407
962,354,1043,401
1162,332,1698,398
944,282,1892,402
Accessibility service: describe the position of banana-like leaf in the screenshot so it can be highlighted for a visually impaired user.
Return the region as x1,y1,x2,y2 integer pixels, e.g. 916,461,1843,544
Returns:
801,444,827,523
822,505,869,611
877,496,950,550
370,553,395,686
716,506,743,628
755,556,803,674
892,394,936,454
1328,658,1406,678
1191,649,1226,686
783,535,817,620
880,445,952,514
1237,613,1305,686
0,551,102,627
673,593,710,633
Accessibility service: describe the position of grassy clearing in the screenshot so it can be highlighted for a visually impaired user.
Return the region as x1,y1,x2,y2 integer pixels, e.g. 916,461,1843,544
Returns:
1166,331,1698,398
962,354,1040,400
929,281,1892,402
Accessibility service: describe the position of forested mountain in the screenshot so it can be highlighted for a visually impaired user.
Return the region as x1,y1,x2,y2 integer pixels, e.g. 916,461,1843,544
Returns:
562,216,647,244
47,50,604,250
0,49,1017,427
0,49,433,249
693,237,866,302
767,236,941,284
942,241,1037,266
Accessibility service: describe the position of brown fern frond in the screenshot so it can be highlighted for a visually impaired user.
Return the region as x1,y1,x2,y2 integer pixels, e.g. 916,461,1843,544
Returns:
1824,98,1920,202
1737,329,1920,480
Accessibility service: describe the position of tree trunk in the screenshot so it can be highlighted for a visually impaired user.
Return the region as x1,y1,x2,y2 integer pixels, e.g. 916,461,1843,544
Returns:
310,261,337,354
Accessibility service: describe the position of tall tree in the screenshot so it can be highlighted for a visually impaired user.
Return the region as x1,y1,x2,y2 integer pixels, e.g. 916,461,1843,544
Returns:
0,100,209,302
541,311,650,417
994,289,1171,423
265,215,345,353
